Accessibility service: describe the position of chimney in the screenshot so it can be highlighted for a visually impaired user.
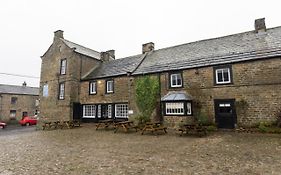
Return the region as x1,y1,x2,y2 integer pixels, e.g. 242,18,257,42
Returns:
54,30,64,41
255,18,266,33
100,50,115,62
22,81,27,87
142,42,154,54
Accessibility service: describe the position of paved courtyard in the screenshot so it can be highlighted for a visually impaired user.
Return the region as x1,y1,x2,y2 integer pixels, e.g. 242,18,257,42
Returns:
1,124,281,175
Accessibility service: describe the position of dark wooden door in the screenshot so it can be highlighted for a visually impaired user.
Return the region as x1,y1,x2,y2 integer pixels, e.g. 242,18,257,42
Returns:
214,99,236,129
73,103,81,120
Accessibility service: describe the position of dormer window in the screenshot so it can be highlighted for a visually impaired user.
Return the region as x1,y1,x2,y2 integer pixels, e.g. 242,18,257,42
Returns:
170,73,183,88
60,59,67,75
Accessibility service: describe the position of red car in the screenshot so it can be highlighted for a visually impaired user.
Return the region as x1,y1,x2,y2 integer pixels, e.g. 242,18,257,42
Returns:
19,116,37,126
0,121,7,129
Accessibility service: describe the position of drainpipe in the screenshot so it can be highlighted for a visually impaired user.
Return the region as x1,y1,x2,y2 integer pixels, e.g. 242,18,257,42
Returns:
158,73,162,122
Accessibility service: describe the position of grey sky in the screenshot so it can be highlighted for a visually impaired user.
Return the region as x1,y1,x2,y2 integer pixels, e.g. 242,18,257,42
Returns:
0,0,280,87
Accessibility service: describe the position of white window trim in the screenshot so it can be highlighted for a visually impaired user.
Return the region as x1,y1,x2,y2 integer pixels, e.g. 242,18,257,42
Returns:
170,73,182,88
60,59,67,75
166,102,185,115
215,68,231,84
83,105,96,118
106,80,114,93
59,83,65,100
115,104,128,118
89,82,97,94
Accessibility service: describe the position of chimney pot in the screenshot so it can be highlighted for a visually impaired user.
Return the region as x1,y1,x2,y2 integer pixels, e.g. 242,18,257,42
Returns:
142,42,154,54
255,18,266,33
22,81,27,87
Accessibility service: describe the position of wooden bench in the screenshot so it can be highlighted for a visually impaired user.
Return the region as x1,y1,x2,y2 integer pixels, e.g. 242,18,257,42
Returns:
141,122,167,135
96,119,117,130
114,121,138,133
179,124,207,137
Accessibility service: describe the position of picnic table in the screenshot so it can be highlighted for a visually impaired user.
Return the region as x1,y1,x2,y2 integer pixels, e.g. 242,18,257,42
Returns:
141,122,167,135
42,120,81,130
178,123,207,136
95,119,118,130
114,121,138,133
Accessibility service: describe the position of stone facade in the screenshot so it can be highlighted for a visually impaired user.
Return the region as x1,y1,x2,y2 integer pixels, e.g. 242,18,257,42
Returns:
39,31,100,122
39,20,281,128
0,93,39,122
157,57,281,126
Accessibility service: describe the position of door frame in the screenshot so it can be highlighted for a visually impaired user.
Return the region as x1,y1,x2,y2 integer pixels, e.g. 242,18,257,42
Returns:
214,99,237,129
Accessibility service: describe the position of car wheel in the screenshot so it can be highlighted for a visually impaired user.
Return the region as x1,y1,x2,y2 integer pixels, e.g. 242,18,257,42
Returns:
26,123,30,126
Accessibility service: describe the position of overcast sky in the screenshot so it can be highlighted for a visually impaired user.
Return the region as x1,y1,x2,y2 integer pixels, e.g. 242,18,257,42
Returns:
0,0,280,87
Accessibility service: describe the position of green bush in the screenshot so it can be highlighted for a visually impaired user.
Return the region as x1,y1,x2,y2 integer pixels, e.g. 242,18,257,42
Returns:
195,112,212,126
206,125,217,132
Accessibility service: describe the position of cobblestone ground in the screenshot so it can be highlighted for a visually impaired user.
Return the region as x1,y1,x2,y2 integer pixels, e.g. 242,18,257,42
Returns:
1,124,281,175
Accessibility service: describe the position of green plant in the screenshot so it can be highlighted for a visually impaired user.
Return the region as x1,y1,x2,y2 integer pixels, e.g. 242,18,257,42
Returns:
276,109,281,128
135,76,160,124
195,111,212,126
206,125,217,132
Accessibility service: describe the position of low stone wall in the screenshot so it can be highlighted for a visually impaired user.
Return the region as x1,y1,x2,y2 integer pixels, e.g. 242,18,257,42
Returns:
164,116,195,129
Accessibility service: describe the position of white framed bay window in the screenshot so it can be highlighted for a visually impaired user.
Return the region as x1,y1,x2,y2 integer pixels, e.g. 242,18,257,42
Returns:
164,101,192,116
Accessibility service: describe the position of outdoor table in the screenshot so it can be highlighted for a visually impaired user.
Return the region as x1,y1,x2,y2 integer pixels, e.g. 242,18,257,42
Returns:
114,121,138,133
95,119,116,130
141,122,167,135
179,124,207,136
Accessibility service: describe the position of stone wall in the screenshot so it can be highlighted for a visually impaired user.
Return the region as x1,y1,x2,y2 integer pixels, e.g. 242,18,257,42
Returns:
0,94,39,122
39,37,100,122
159,57,281,127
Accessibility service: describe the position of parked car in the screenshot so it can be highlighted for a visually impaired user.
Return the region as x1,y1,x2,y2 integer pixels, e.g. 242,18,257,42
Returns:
19,116,37,126
0,121,7,129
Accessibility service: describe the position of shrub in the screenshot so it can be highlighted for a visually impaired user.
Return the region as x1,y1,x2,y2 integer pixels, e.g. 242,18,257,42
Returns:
195,112,213,126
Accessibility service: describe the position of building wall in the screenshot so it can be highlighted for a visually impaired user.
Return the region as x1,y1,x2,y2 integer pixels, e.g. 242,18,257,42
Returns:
0,94,39,122
80,76,131,104
159,57,281,126
39,38,100,122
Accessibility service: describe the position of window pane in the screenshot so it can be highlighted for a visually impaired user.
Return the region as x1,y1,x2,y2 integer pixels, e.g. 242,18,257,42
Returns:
171,74,182,87
43,84,48,97
115,104,128,118
223,70,229,82
83,105,96,118
59,83,65,99
165,102,185,115
217,71,223,82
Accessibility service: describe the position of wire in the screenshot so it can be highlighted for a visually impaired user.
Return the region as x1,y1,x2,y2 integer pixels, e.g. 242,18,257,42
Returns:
0,72,39,79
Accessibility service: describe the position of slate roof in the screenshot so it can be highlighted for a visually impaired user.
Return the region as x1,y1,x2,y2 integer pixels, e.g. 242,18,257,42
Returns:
133,27,281,75
161,91,192,101
62,39,101,59
0,84,39,96
83,54,145,80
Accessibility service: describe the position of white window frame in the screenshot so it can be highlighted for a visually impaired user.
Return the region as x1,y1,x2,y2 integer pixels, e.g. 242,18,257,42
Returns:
60,59,67,75
89,81,97,94
165,102,185,115
115,104,128,118
106,80,114,93
215,68,231,84
43,84,48,97
170,73,182,87
58,83,65,100
83,105,96,118
186,102,192,115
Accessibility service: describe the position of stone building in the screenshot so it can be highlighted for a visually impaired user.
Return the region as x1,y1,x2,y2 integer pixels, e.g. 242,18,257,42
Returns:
0,83,39,122
39,18,281,128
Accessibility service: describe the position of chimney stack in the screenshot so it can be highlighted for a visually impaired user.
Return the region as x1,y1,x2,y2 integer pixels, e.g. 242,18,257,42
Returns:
255,18,266,33
142,42,154,54
22,81,27,87
54,30,64,41
101,50,115,62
